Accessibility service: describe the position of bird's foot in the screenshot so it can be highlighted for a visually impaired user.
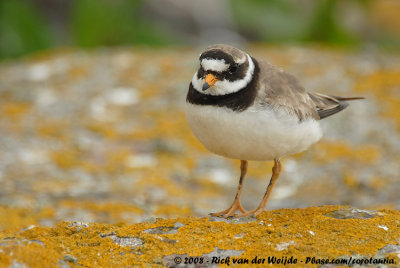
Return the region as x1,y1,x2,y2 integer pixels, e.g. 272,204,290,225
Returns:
234,207,264,218
210,199,247,218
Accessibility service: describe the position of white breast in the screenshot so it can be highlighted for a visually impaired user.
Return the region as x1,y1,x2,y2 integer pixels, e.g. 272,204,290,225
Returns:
185,103,322,161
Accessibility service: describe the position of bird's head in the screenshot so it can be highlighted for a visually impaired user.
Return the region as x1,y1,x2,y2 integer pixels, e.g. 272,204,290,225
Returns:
191,44,255,96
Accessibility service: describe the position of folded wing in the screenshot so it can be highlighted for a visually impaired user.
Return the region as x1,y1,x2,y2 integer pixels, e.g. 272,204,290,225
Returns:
308,93,364,119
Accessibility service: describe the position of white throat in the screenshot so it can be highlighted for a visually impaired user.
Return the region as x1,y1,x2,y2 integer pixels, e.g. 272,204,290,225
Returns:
192,54,255,96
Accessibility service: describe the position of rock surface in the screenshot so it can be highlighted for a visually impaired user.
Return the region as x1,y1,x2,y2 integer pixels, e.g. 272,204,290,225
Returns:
1,206,400,267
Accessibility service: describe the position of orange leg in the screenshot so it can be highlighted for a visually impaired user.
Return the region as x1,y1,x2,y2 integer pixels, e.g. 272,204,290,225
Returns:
236,159,282,217
210,160,248,217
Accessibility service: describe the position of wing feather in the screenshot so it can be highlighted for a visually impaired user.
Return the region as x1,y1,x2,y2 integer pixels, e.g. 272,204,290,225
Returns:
257,62,319,120
256,60,364,121
308,92,364,119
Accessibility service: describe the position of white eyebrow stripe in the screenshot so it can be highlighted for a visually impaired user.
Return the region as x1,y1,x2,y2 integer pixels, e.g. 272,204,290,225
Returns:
201,59,230,72
236,56,246,64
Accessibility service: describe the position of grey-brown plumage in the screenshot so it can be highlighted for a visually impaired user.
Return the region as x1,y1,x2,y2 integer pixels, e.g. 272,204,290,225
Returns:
254,60,363,121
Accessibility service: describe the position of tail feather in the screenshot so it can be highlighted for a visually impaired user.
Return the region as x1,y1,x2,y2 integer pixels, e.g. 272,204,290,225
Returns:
308,92,364,120
330,95,365,101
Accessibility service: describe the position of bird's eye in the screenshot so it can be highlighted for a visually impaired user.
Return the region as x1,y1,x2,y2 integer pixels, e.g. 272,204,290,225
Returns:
229,64,238,73
198,66,205,76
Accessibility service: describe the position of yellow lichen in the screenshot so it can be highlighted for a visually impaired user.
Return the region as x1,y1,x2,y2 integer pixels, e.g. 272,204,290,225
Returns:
1,206,399,267
59,200,143,221
313,141,381,164
0,206,54,235
154,205,192,217
51,149,83,169
1,102,31,119
354,70,400,130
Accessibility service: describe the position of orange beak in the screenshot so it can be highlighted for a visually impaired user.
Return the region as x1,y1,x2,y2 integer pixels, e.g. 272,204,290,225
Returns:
202,74,218,91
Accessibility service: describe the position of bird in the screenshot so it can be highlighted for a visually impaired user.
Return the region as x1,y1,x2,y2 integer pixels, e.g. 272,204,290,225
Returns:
185,44,363,218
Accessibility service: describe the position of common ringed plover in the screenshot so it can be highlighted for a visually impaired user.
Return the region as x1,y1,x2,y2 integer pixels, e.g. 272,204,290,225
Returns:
186,44,363,217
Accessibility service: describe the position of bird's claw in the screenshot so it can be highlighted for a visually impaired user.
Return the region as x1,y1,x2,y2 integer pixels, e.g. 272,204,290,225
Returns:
210,199,247,218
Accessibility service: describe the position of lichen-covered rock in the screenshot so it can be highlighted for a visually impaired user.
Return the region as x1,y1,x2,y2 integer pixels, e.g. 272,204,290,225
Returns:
1,206,400,267
324,207,380,219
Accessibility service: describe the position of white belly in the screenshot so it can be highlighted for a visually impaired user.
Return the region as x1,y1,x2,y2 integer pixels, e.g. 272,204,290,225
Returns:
185,103,322,161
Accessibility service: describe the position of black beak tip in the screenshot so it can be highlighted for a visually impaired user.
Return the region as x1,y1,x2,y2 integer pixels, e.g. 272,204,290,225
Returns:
202,82,210,91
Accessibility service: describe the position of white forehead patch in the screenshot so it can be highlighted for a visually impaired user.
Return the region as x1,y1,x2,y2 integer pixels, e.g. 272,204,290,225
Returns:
201,59,230,72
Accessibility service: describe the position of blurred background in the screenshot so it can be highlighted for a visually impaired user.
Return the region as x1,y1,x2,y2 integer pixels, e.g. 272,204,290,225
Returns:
1,0,400,59
1,0,400,232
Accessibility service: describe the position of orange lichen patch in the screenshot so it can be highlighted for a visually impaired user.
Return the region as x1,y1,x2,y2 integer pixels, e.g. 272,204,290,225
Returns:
154,111,188,138
127,112,174,140
342,172,361,190
0,242,60,268
139,84,162,99
59,200,143,221
0,255,11,267
104,149,132,173
354,70,400,129
51,146,135,175
194,180,226,197
1,102,31,120
37,121,71,140
154,204,192,217
0,206,54,234
156,153,194,170
247,161,275,179
381,97,400,132
135,176,189,198
51,149,83,169
367,177,387,190
354,71,400,96
312,141,381,164
75,161,100,174
86,123,119,140
31,179,74,194
1,206,399,267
